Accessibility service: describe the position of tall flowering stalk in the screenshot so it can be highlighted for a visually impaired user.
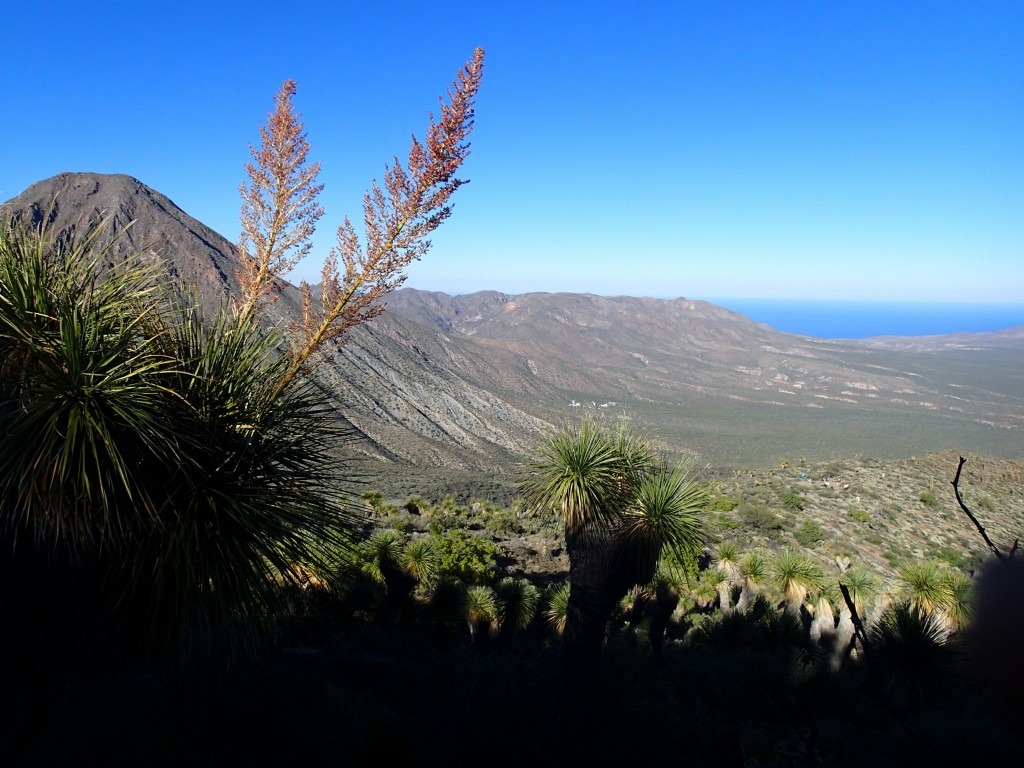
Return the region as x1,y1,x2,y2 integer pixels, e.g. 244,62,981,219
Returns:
236,48,485,396
237,80,324,322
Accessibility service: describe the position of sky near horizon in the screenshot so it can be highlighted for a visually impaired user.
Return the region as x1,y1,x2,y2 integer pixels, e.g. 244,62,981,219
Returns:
2,1,1022,303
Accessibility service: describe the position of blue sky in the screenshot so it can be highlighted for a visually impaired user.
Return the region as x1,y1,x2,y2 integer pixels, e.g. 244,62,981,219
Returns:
3,1,1022,302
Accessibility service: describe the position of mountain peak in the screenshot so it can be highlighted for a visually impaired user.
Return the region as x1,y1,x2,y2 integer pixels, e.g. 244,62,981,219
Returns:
2,171,238,308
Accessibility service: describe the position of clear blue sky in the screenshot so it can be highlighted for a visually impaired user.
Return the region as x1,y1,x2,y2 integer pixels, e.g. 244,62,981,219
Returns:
3,1,1022,302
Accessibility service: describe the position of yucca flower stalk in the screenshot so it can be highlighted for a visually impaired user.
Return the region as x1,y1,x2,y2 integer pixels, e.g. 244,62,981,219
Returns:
235,49,485,396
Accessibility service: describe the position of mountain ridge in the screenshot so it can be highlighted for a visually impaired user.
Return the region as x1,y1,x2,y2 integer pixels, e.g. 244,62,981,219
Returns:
4,172,1023,475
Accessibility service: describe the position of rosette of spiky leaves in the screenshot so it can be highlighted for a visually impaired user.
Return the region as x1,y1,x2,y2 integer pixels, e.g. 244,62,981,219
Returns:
0,220,174,556
839,566,876,618
938,568,973,634
428,575,467,628
0,220,361,661
545,582,571,637
712,541,742,614
646,563,684,656
772,548,824,616
870,602,960,707
897,560,949,616
495,577,540,633
131,303,359,659
691,568,722,611
617,463,708,589
464,584,497,642
521,419,650,536
736,548,770,614
361,530,406,584
402,538,439,587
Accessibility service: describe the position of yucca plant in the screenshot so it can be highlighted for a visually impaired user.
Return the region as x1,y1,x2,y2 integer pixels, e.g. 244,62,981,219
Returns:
647,562,684,657
833,566,877,670
113,305,358,659
3,48,487,666
736,548,769,615
690,567,723,611
545,582,571,638
494,577,540,636
428,574,467,630
361,530,407,584
0,220,173,556
712,541,742,615
808,583,839,646
403,538,440,587
0,221,359,663
897,560,948,615
522,419,706,674
897,560,974,638
870,602,960,707
772,548,824,619
464,584,498,644
619,463,708,589
938,568,973,634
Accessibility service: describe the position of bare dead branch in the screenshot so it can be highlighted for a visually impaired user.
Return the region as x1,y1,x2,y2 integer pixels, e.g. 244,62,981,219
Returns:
839,582,871,660
951,456,1006,561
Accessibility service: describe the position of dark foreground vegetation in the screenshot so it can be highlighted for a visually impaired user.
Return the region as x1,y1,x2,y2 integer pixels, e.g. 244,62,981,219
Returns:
5,465,1023,766
4,549,1024,767
3,47,1022,767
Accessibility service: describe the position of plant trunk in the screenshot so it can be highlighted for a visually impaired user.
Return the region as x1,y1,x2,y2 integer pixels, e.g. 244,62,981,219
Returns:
381,567,417,626
832,607,856,672
717,582,733,615
649,589,679,659
562,525,622,685
736,584,757,614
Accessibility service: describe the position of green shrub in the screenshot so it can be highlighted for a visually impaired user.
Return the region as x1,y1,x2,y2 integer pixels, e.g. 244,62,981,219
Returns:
430,529,499,584
485,509,524,536
794,521,825,547
779,491,805,511
713,513,740,531
848,508,871,524
920,490,939,507
931,547,967,569
385,514,411,534
710,496,742,512
739,503,777,531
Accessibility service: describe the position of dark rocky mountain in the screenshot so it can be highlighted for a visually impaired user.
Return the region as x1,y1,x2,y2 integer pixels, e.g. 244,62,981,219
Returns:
5,173,1023,479
2,172,240,311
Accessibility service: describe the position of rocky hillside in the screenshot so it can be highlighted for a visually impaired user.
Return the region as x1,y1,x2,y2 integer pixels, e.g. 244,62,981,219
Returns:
4,173,1023,477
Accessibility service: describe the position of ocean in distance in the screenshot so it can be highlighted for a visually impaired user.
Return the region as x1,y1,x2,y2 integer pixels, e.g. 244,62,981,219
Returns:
704,299,1024,340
